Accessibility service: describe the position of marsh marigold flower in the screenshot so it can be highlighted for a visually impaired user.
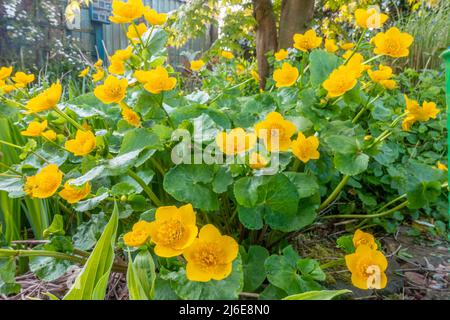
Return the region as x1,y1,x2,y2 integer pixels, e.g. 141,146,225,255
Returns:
190,60,205,71
124,220,152,247
354,8,388,29
249,152,268,169
42,130,57,141
254,111,297,152
183,224,238,282
92,69,105,82
0,81,15,94
148,204,198,258
323,65,357,98
12,72,34,87
342,52,368,79
221,51,234,60
274,49,288,61
24,164,62,199
291,132,320,163
108,58,125,75
94,75,128,104
353,229,378,250
368,65,396,89
127,23,147,43
0,66,13,80
137,67,177,94
112,46,133,61
21,120,48,137
436,161,448,171
94,59,103,69
402,95,440,131
121,105,141,127
345,245,388,290
109,0,144,24
324,39,338,53
65,129,96,156
371,27,413,58
340,42,355,51
78,67,90,78
216,128,257,155
293,30,322,52
25,81,62,113
144,7,167,25
59,180,91,204
273,62,299,88
251,70,260,82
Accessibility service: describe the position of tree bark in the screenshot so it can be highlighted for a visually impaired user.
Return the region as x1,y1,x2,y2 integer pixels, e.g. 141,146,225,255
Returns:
278,0,315,49
252,0,278,89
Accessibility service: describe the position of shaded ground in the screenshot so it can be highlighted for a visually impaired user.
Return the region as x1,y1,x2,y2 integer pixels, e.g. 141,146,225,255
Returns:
1,225,448,300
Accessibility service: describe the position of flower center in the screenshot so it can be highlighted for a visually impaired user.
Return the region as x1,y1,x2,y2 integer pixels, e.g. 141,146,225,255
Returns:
157,220,184,246
195,244,220,269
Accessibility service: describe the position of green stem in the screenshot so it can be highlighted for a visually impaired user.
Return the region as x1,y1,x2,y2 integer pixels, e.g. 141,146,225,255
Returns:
54,107,84,131
344,29,366,65
319,175,350,211
0,139,50,164
352,92,382,124
320,258,345,270
159,92,174,128
363,54,383,65
0,161,23,176
291,158,301,172
322,200,409,220
209,78,253,104
127,169,162,206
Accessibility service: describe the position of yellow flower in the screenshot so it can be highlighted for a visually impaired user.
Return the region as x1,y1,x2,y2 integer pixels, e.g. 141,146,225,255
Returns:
121,105,141,127
436,161,448,171
0,66,13,80
345,245,388,290
144,7,167,25
343,52,368,78
92,69,105,82
324,39,338,53
24,164,63,199
249,152,268,169
25,81,62,113
111,46,133,61
148,204,198,258
190,60,205,71
94,75,128,104
109,0,144,24
11,72,34,87
379,79,397,90
0,81,15,94
293,29,322,52
42,130,57,141
59,180,91,204
353,229,378,250
291,132,320,163
371,27,414,58
124,220,152,247
221,51,234,60
273,62,299,88
236,64,245,74
126,23,147,43
274,49,288,61
340,42,355,51
322,65,357,98
251,70,260,82
368,64,392,82
216,128,257,155
78,67,90,78
108,58,125,75
138,67,177,94
402,95,440,131
94,59,103,69
65,130,96,156
354,8,388,29
254,111,297,152
21,120,48,137
183,224,238,282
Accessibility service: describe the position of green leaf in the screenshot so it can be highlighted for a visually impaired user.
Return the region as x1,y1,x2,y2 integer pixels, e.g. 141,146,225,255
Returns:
0,257,20,295
163,165,219,211
283,289,352,300
336,235,355,254
111,182,137,197
0,175,25,198
73,189,109,212
127,250,156,300
63,202,119,300
233,176,264,208
309,49,340,86
73,213,109,250
29,236,74,282
212,166,233,194
241,245,269,292
407,181,442,209
296,259,326,281
237,205,264,230
161,257,243,300
334,152,369,176
283,172,319,198
43,214,65,238
119,128,161,154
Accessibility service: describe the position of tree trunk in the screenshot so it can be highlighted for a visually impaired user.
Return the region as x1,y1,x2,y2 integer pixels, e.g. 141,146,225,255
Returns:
252,0,278,89
278,0,315,49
